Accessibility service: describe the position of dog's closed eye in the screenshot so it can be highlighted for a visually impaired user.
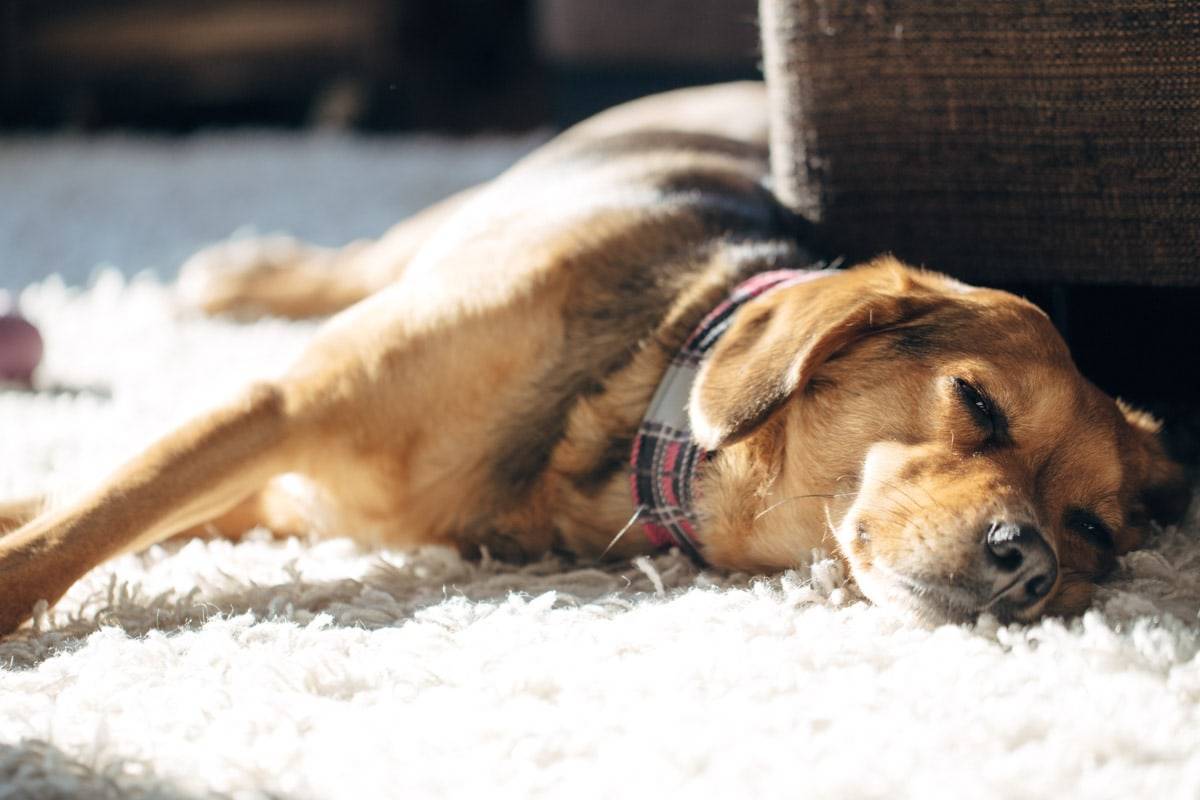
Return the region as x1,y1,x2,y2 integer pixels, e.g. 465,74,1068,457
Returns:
951,376,1008,444
1064,508,1115,551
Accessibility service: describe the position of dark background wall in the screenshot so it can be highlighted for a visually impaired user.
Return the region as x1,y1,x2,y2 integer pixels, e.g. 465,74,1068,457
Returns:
0,0,760,133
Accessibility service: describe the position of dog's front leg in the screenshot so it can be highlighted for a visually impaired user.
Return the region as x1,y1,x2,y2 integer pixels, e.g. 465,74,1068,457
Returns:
0,382,303,634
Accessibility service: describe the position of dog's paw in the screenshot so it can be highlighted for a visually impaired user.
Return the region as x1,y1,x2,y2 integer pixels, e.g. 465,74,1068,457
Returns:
176,234,310,316
0,554,46,636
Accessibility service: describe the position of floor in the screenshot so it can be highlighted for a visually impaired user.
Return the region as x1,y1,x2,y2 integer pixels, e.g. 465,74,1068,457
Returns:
0,132,541,295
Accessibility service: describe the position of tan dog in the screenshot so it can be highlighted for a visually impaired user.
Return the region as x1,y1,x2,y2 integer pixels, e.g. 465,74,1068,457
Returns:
0,82,1188,633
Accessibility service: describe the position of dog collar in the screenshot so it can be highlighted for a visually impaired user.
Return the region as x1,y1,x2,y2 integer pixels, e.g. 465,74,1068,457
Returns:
629,268,835,563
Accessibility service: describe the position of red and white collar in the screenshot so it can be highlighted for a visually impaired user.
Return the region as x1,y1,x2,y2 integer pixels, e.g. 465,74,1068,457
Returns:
628,268,836,563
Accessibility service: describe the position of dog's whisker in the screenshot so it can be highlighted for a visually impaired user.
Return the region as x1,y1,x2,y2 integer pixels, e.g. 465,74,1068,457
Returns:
754,492,856,521
908,481,949,513
600,505,645,559
822,502,840,543
875,506,912,531
875,490,917,518
879,478,929,516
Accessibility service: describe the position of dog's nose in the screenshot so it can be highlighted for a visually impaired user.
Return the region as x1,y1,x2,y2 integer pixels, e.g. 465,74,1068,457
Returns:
982,523,1057,608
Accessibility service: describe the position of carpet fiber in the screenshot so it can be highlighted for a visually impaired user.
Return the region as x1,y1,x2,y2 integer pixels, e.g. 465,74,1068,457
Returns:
2,135,1199,799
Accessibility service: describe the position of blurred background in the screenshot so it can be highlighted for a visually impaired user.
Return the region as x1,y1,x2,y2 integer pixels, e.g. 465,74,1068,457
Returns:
0,0,760,293
0,0,759,133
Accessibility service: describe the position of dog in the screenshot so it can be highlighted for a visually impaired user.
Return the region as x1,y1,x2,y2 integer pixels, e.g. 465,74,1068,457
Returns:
0,82,1189,633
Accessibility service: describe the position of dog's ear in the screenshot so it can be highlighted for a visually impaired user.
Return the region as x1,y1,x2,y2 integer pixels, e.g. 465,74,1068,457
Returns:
1118,401,1191,541
689,258,945,450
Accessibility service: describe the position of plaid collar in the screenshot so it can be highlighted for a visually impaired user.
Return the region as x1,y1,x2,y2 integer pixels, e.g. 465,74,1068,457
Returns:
629,268,835,563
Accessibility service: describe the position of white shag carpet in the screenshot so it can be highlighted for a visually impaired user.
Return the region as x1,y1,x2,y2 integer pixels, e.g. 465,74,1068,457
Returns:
2,135,1200,800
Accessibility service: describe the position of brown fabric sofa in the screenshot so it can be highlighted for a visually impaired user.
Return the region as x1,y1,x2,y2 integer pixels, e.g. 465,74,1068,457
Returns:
760,0,1200,287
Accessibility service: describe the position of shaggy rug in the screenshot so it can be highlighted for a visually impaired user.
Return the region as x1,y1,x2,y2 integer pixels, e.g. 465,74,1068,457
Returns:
1,135,1199,800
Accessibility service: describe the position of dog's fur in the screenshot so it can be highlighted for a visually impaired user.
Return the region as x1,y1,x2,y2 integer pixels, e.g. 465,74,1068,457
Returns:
0,82,1189,632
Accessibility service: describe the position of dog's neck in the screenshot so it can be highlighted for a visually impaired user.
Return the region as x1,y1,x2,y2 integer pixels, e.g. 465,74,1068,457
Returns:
629,269,834,563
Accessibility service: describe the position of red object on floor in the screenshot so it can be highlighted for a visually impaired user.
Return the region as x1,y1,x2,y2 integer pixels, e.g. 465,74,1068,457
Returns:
0,314,43,385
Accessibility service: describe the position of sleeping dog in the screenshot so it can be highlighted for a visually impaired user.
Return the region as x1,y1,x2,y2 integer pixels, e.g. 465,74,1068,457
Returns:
0,82,1188,632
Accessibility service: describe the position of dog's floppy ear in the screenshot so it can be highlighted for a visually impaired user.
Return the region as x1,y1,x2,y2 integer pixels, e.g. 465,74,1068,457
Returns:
689,258,943,450
1118,401,1191,538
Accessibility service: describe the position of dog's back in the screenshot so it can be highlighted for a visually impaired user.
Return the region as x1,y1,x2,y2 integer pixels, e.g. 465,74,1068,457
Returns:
283,82,816,559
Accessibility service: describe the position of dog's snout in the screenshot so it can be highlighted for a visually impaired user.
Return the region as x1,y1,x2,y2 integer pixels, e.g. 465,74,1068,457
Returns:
983,523,1057,607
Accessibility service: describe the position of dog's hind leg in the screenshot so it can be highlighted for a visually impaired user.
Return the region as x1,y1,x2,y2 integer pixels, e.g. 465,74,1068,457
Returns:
177,186,479,319
0,381,311,633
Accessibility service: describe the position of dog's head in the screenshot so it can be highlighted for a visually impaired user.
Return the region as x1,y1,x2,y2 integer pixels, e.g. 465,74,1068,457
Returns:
690,257,1189,623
